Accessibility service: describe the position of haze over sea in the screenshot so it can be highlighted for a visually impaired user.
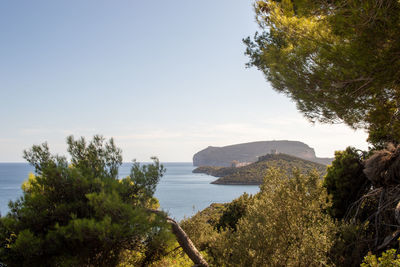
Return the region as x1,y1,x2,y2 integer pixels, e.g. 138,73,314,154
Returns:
0,162,259,221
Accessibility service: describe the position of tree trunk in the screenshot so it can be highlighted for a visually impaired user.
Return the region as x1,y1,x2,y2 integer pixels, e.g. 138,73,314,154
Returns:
148,209,209,267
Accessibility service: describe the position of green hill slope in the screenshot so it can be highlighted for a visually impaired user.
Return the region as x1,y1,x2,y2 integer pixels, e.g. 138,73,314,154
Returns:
193,153,327,185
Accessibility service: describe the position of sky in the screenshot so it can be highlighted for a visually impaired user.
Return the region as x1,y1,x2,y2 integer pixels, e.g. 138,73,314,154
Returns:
0,0,369,162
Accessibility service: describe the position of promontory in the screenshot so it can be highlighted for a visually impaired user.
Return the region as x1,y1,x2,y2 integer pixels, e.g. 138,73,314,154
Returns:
193,140,333,167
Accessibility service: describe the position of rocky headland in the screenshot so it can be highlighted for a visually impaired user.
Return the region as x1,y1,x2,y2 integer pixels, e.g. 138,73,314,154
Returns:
193,140,333,167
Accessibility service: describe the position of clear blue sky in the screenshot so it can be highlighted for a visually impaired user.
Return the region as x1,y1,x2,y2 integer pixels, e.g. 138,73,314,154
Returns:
0,0,368,162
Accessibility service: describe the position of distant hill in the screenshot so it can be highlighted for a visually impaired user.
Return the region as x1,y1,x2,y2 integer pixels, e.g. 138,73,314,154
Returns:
193,153,327,185
193,140,333,166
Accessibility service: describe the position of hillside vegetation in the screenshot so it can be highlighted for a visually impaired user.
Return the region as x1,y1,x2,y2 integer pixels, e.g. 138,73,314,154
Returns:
194,153,327,185
181,169,336,266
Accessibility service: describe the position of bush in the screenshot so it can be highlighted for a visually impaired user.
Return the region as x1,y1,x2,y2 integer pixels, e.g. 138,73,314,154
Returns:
218,168,337,267
323,147,370,219
361,249,400,267
215,193,252,232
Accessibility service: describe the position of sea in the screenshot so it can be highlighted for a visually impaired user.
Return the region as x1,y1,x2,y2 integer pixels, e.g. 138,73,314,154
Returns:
0,162,259,221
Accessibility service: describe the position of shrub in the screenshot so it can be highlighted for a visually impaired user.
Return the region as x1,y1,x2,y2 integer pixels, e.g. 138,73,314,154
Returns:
323,147,370,219
219,168,337,267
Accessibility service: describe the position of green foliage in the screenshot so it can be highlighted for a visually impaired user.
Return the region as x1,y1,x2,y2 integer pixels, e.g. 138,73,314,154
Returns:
218,168,337,266
180,204,224,247
215,193,252,231
323,147,370,219
366,102,400,149
329,222,372,267
180,203,226,266
183,168,337,266
245,0,400,145
117,239,193,267
0,135,169,267
361,249,400,267
200,153,327,185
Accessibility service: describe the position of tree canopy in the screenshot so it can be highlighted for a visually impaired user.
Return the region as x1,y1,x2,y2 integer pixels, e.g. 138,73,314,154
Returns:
0,135,169,266
245,0,400,145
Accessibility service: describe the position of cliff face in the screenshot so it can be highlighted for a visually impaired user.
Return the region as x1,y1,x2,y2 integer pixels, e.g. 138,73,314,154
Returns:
193,140,332,166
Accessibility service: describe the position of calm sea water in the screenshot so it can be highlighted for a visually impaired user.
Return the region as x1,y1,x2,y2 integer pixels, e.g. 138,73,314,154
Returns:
0,163,259,221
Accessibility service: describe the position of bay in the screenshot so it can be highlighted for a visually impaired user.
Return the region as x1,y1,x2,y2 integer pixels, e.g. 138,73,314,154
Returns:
0,162,259,221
